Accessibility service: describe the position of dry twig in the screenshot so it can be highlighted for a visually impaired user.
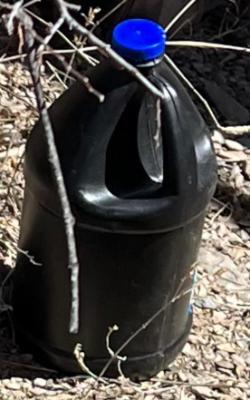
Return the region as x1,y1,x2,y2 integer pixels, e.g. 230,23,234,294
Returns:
1,2,82,333
54,0,164,99
165,0,198,32
168,40,250,54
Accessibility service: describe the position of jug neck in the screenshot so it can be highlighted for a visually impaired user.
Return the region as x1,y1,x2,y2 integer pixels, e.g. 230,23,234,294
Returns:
136,56,164,72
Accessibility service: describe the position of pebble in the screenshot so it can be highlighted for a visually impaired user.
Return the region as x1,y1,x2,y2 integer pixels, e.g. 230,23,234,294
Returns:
33,377,47,388
29,387,48,396
4,379,21,390
200,298,217,310
240,229,250,241
12,378,23,383
182,343,197,357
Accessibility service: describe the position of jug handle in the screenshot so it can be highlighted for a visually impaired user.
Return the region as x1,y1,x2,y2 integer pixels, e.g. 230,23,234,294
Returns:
72,77,194,220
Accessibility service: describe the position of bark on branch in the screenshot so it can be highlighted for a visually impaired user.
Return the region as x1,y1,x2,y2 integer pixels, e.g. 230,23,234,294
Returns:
18,10,80,334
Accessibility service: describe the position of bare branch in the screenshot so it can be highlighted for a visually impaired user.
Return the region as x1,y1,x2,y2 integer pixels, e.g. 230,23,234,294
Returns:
54,0,164,100
92,0,128,32
168,40,250,54
17,248,42,266
38,16,64,52
21,19,105,100
27,9,98,66
165,0,198,32
6,8,81,334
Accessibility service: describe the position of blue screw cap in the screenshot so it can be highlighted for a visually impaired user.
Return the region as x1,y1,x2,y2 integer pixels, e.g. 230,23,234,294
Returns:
112,19,166,64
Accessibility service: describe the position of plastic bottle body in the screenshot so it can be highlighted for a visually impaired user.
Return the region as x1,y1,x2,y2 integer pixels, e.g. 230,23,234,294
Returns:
13,57,217,378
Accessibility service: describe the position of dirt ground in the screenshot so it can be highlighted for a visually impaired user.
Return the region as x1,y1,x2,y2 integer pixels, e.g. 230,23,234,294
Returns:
0,2,249,399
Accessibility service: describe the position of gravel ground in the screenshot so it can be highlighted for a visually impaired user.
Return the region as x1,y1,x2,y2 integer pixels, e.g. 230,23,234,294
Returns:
0,2,249,399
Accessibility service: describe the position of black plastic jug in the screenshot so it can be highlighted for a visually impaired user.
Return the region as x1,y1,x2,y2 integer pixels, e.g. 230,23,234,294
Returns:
13,19,217,379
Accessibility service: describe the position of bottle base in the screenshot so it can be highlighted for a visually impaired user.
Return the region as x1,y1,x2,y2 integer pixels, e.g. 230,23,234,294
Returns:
15,315,192,380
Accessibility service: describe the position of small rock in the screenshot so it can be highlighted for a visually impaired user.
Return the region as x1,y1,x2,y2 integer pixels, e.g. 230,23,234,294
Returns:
12,378,23,383
182,343,197,357
225,139,245,151
240,229,250,241
156,370,165,379
29,387,48,396
4,379,21,390
33,377,47,388
200,297,217,309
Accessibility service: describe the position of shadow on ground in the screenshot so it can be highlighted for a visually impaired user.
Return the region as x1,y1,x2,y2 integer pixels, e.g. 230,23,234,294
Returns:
0,263,59,380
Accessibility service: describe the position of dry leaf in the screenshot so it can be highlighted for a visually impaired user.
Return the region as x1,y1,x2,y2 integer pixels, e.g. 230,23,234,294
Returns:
225,139,245,151
216,343,235,353
192,386,219,399
219,150,248,161
215,360,235,370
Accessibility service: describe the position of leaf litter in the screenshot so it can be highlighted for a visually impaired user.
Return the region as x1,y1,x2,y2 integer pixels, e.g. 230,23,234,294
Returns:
0,4,250,400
